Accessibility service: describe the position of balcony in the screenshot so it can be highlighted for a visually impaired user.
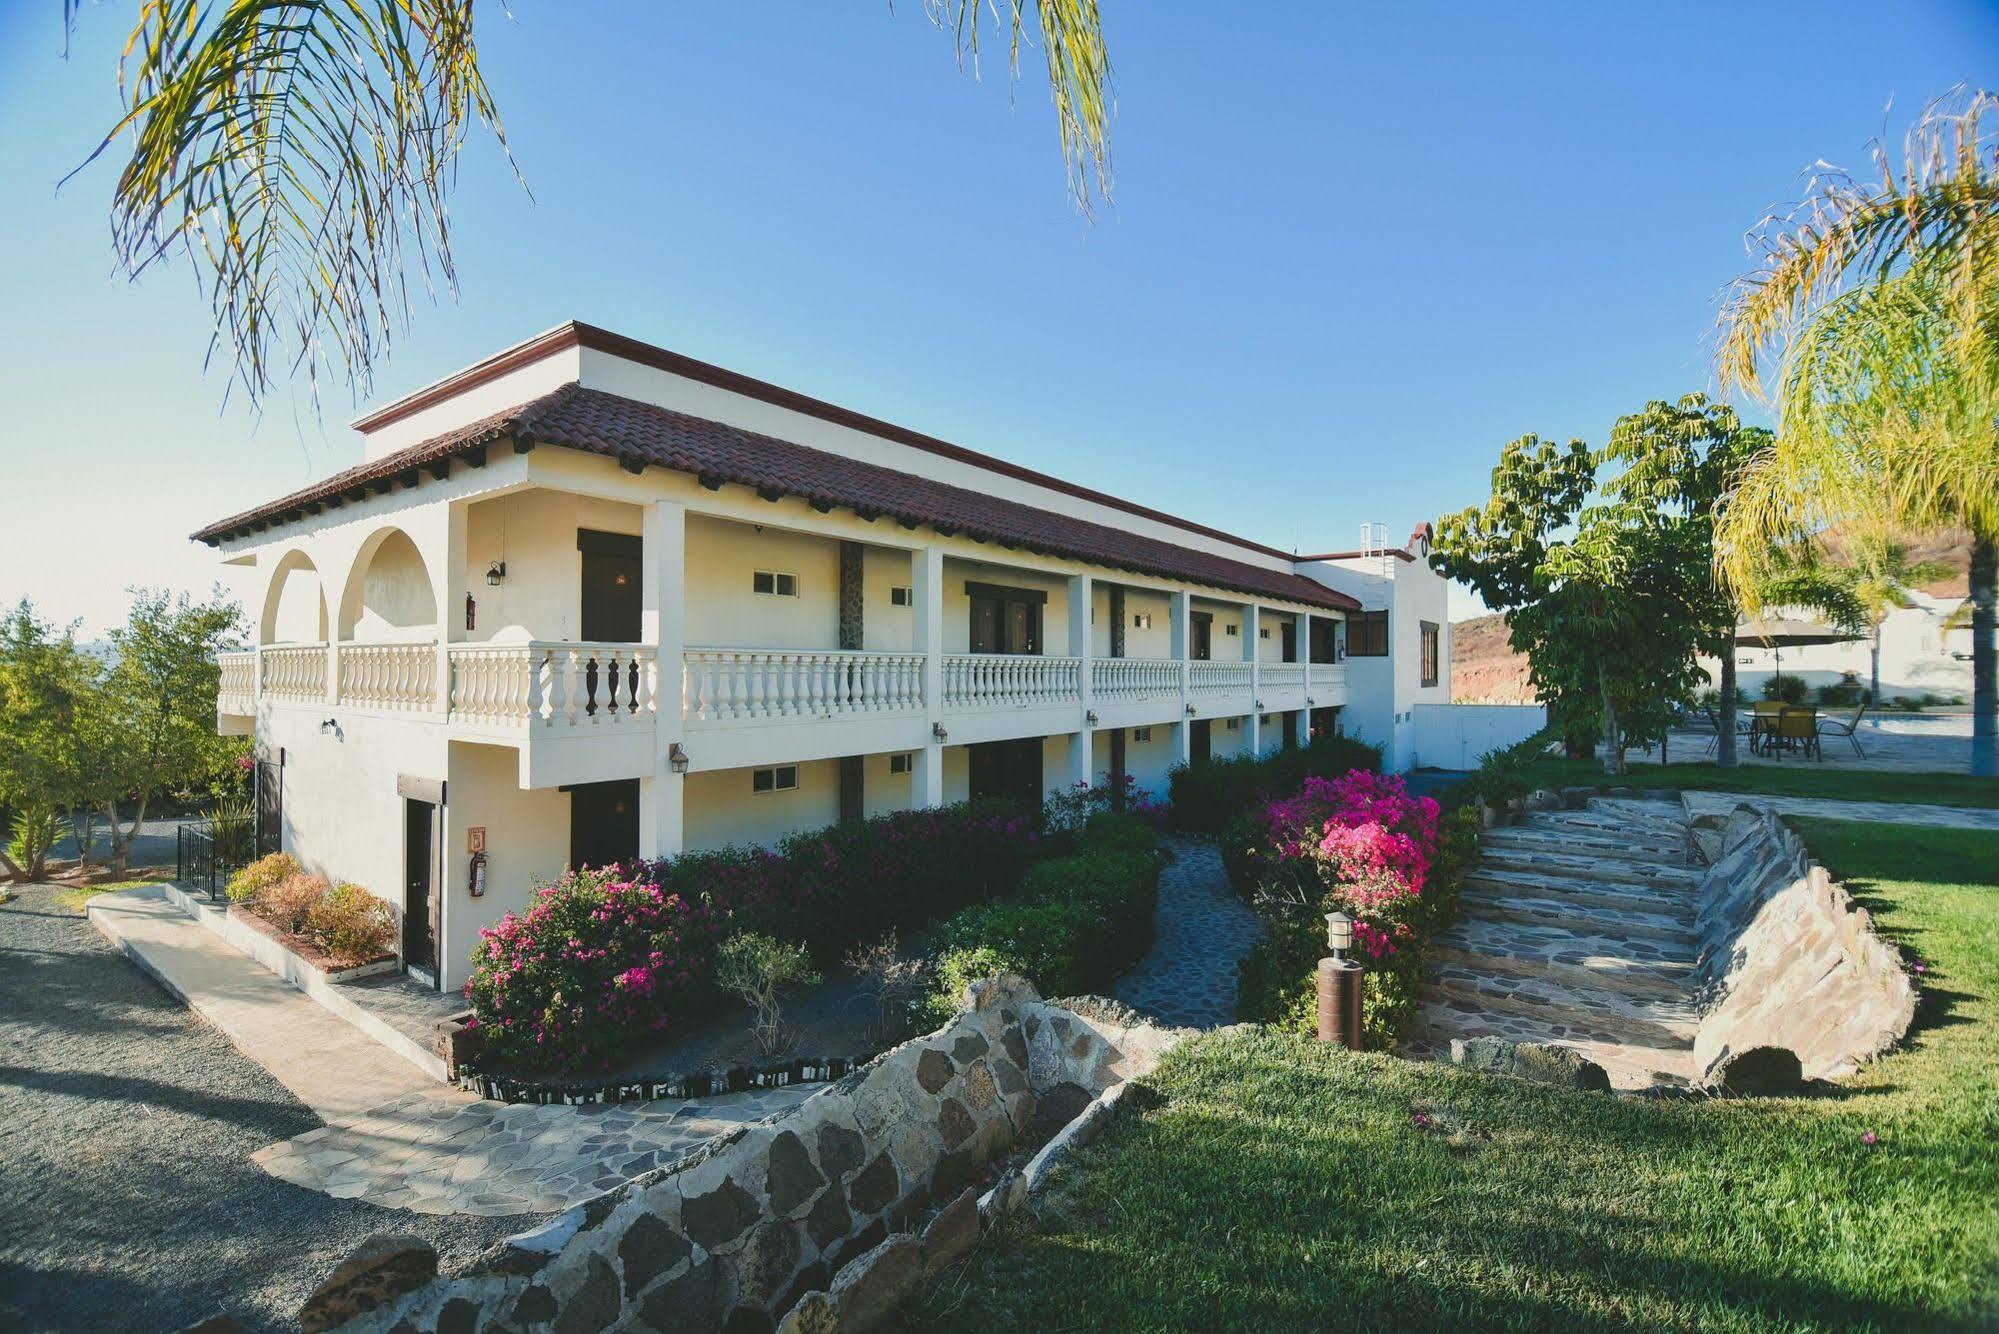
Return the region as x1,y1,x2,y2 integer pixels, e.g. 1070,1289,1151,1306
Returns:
218,641,1347,777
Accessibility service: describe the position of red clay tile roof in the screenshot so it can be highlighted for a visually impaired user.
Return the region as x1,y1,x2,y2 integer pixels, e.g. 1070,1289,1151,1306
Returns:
195,384,1359,613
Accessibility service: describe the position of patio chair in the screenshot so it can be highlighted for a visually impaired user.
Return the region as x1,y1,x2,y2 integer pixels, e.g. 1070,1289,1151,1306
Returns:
1701,705,1752,758
1774,706,1821,761
1816,702,1870,758
1750,701,1786,755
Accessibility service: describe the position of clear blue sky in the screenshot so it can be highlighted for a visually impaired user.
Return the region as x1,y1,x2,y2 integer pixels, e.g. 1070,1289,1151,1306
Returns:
2,2,1992,634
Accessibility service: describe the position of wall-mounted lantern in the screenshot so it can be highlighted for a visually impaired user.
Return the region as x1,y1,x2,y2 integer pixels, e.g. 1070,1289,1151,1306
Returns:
485,561,507,586
1085,710,1099,727
668,742,690,774
1254,699,1265,712
932,722,949,743
1184,703,1196,716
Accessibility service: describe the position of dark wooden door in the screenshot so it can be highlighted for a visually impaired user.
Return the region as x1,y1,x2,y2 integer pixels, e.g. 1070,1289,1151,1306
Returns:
1281,621,1298,664
1282,712,1299,749
967,583,1043,655
969,739,1043,809
1190,719,1213,765
578,530,642,711
570,779,641,871
254,756,283,857
402,799,439,983
1191,613,1213,662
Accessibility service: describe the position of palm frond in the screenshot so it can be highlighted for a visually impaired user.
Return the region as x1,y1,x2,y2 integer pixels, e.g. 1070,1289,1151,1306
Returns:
76,0,507,408
922,0,1114,214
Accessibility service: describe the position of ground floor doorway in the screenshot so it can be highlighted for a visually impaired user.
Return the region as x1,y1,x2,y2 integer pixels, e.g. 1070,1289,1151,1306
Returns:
569,778,641,872
969,738,1044,810
402,798,440,988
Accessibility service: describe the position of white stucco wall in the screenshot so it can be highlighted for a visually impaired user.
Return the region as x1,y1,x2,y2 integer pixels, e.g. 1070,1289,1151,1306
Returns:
265,555,329,644
442,741,571,991
463,490,645,643
1304,546,1451,771
1696,594,1973,703
684,759,842,851
345,530,439,641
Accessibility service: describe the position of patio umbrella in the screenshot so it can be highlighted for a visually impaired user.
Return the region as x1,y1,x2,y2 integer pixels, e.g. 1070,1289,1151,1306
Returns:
1734,617,1864,685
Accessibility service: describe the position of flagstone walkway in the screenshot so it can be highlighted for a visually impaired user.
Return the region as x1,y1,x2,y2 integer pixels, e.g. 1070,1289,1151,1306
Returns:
1113,838,1263,1029
1678,791,1999,832
88,883,816,1217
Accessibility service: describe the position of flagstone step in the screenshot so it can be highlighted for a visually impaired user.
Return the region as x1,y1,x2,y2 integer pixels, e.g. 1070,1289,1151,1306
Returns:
1463,876,1695,940
1526,799,1693,836
1426,965,1701,1049
1516,810,1693,853
1475,844,1704,888
1403,1003,1700,1090
1478,825,1692,866
1430,919,1695,1002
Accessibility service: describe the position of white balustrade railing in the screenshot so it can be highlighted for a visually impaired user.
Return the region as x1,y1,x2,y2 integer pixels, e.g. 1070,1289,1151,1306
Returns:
683,648,925,724
260,644,328,703
217,651,257,714
942,654,1082,710
338,642,438,712
1260,662,1307,690
447,643,657,728
1189,660,1253,694
1091,657,1181,701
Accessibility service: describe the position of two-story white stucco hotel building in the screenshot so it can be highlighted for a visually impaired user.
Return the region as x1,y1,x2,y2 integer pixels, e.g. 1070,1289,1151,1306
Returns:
199,323,1447,991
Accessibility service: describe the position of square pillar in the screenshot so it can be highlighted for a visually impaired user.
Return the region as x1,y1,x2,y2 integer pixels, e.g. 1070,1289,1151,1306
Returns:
643,499,686,858
437,500,468,715
1069,573,1094,710
1169,589,1194,766
1244,604,1262,756
1066,730,1093,790
913,546,946,808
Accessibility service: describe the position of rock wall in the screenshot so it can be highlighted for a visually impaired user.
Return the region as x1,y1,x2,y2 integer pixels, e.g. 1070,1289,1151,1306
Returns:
1692,807,1916,1082
333,978,1177,1333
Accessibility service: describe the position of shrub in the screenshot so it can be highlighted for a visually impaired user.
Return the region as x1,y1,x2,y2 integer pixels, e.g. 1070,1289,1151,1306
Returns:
464,864,714,1074
1043,774,1164,835
919,818,1160,1025
1229,769,1475,1048
4,803,60,882
227,851,299,904
307,883,396,966
1760,674,1809,704
1815,680,1865,707
846,931,932,1048
256,872,328,935
715,933,821,1056
1167,733,1382,837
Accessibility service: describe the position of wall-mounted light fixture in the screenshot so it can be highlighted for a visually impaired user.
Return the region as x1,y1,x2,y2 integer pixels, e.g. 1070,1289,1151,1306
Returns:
1254,699,1265,712
485,561,507,586
668,742,690,774
1085,710,1099,727
1184,703,1196,716
319,717,341,737
1306,696,1316,708
932,722,949,743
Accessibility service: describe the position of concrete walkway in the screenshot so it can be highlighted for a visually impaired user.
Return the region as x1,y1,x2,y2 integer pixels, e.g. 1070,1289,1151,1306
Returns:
87,884,817,1217
1114,838,1263,1029
1679,791,1999,832
88,885,432,1123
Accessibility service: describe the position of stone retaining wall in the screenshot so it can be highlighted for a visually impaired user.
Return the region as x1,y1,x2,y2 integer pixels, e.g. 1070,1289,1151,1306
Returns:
330,978,1178,1333
1692,806,1916,1082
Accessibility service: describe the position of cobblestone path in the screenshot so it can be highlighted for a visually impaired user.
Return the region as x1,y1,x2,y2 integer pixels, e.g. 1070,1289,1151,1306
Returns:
1113,838,1264,1029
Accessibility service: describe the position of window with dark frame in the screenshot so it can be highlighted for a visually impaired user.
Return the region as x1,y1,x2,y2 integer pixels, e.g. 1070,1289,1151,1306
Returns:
752,765,799,794
753,570,798,597
890,586,913,607
1348,609,1390,657
889,753,913,774
1420,621,1440,687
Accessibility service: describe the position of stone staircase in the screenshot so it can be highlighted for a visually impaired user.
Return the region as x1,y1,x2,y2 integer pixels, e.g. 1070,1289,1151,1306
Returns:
1409,796,1706,1090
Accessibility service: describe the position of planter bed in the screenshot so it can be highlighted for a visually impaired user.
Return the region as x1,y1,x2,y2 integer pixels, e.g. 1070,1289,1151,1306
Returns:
160,880,448,1081
456,1050,880,1106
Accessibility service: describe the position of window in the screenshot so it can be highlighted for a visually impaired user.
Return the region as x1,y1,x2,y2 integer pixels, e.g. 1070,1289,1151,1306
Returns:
890,586,913,607
1225,623,1239,637
1225,717,1240,730
1132,727,1152,742
1348,610,1390,657
753,570,798,597
889,753,913,775
751,765,799,794
1258,626,1270,639
1133,612,1152,629
1259,713,1274,725
1420,621,1440,688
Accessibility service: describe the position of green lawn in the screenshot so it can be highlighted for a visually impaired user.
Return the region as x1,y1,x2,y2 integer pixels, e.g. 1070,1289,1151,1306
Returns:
903,821,1999,1331
51,879,162,913
1513,755,1999,809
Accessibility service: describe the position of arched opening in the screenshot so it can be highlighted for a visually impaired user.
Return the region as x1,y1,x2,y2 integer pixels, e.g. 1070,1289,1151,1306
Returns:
260,550,328,645
339,528,439,642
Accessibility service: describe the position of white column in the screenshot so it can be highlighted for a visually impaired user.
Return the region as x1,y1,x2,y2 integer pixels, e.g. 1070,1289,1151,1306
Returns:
1244,604,1262,755
437,500,468,716
643,499,686,858
913,545,946,808
1170,589,1193,766
1300,611,1314,743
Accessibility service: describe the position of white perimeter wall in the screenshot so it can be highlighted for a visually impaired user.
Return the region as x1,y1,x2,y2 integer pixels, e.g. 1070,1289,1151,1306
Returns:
1410,703,1547,772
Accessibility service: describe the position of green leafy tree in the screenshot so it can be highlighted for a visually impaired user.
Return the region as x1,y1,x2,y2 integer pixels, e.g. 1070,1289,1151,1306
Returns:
91,590,248,877
1830,531,1958,704
0,602,107,879
62,0,1114,408
1716,89,1999,777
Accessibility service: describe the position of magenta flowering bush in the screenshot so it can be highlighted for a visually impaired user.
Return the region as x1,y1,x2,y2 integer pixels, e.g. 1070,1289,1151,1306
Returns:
464,864,715,1074
1230,768,1476,1044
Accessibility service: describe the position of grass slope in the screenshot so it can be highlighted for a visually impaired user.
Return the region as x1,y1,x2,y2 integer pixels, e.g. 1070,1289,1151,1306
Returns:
904,821,1999,1331
1513,756,1999,809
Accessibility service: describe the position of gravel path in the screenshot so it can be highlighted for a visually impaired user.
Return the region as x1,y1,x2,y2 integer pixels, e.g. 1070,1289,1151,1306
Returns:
0,883,537,1333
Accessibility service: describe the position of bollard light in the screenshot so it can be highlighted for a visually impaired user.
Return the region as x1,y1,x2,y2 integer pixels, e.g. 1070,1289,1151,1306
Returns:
1325,910,1353,960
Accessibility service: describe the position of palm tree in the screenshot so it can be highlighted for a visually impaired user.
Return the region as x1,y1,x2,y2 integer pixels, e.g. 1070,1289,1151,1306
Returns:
63,0,1113,408
1833,530,1957,703
1715,89,1999,778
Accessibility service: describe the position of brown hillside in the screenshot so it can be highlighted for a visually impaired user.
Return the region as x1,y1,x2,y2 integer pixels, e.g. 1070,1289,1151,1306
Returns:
1451,613,1537,704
